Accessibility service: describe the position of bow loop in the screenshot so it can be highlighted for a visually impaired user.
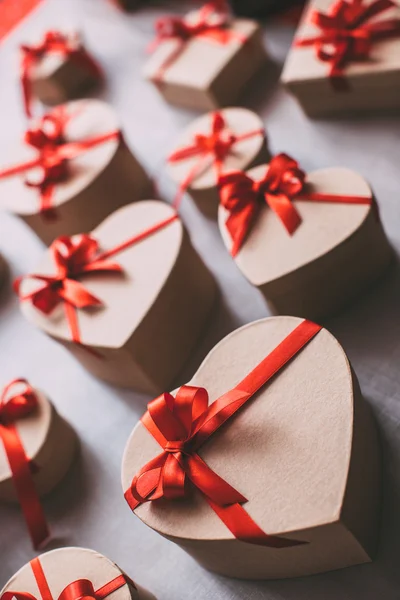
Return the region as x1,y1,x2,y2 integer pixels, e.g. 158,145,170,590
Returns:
0,380,38,424
259,153,306,198
58,580,98,600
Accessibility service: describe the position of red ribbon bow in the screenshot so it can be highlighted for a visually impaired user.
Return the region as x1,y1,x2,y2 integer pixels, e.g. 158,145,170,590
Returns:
219,152,374,256
15,234,122,348
149,1,246,82
21,30,102,117
0,380,49,549
168,111,264,209
125,319,322,547
1,556,135,600
15,214,179,352
0,107,120,220
295,0,400,88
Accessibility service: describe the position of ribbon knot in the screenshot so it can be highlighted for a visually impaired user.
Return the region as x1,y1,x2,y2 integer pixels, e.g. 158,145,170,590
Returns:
219,152,375,257
168,111,264,209
164,440,188,454
295,0,400,87
58,579,99,600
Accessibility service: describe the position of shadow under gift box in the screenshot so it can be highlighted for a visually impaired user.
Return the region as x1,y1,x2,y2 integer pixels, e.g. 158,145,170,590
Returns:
0,387,77,503
121,316,381,580
281,0,400,118
0,100,152,246
218,163,393,321
0,547,156,600
17,201,216,394
144,7,267,111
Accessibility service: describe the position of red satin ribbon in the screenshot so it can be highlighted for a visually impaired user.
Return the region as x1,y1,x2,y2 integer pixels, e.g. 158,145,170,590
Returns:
125,319,322,547
0,106,120,221
168,111,264,210
149,1,247,82
0,380,49,550
15,214,179,352
295,0,400,88
219,153,374,256
0,556,135,600
21,30,102,117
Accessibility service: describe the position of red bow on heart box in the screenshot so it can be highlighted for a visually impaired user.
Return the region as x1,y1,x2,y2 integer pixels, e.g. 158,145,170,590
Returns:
20,31,102,117
1,556,136,600
218,153,375,256
15,214,179,354
125,319,322,548
0,380,49,549
294,0,400,89
168,110,265,209
0,106,120,221
149,0,248,82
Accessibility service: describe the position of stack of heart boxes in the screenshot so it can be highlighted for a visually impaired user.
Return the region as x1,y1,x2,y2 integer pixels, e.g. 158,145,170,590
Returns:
0,0,398,595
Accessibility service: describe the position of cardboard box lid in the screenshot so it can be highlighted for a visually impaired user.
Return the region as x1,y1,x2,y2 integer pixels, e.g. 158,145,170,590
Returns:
122,316,357,541
0,99,120,217
167,107,265,191
282,0,400,85
1,547,140,600
19,201,183,349
0,387,51,484
144,16,259,88
218,164,372,286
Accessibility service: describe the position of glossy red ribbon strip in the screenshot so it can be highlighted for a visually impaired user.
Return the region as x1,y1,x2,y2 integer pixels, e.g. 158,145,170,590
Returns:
0,556,135,600
0,380,49,550
21,30,102,117
168,111,264,209
219,153,374,256
0,106,120,221
295,0,400,88
125,319,322,547
149,1,246,82
15,214,179,352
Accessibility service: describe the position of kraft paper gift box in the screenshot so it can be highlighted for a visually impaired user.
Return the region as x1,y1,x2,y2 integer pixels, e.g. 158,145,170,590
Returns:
20,31,102,117
0,547,156,600
0,380,77,548
167,107,268,218
122,316,381,580
16,201,216,394
0,100,152,246
144,1,267,111
281,0,400,117
217,155,392,320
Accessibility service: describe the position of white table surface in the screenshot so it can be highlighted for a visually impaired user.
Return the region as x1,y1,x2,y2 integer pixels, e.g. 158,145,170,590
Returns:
1,1,400,598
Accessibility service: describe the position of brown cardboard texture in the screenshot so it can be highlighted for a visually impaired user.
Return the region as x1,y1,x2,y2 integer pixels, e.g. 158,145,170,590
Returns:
0,100,152,246
19,201,216,394
0,547,156,600
0,387,77,503
122,316,381,579
218,164,392,320
144,14,267,111
29,36,101,107
167,107,268,217
281,0,400,117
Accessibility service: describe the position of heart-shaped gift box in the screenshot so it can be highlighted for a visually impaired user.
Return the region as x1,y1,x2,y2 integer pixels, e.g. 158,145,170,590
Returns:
218,157,392,320
16,201,216,394
167,107,268,218
0,380,77,547
122,316,381,579
0,100,152,246
0,547,156,600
